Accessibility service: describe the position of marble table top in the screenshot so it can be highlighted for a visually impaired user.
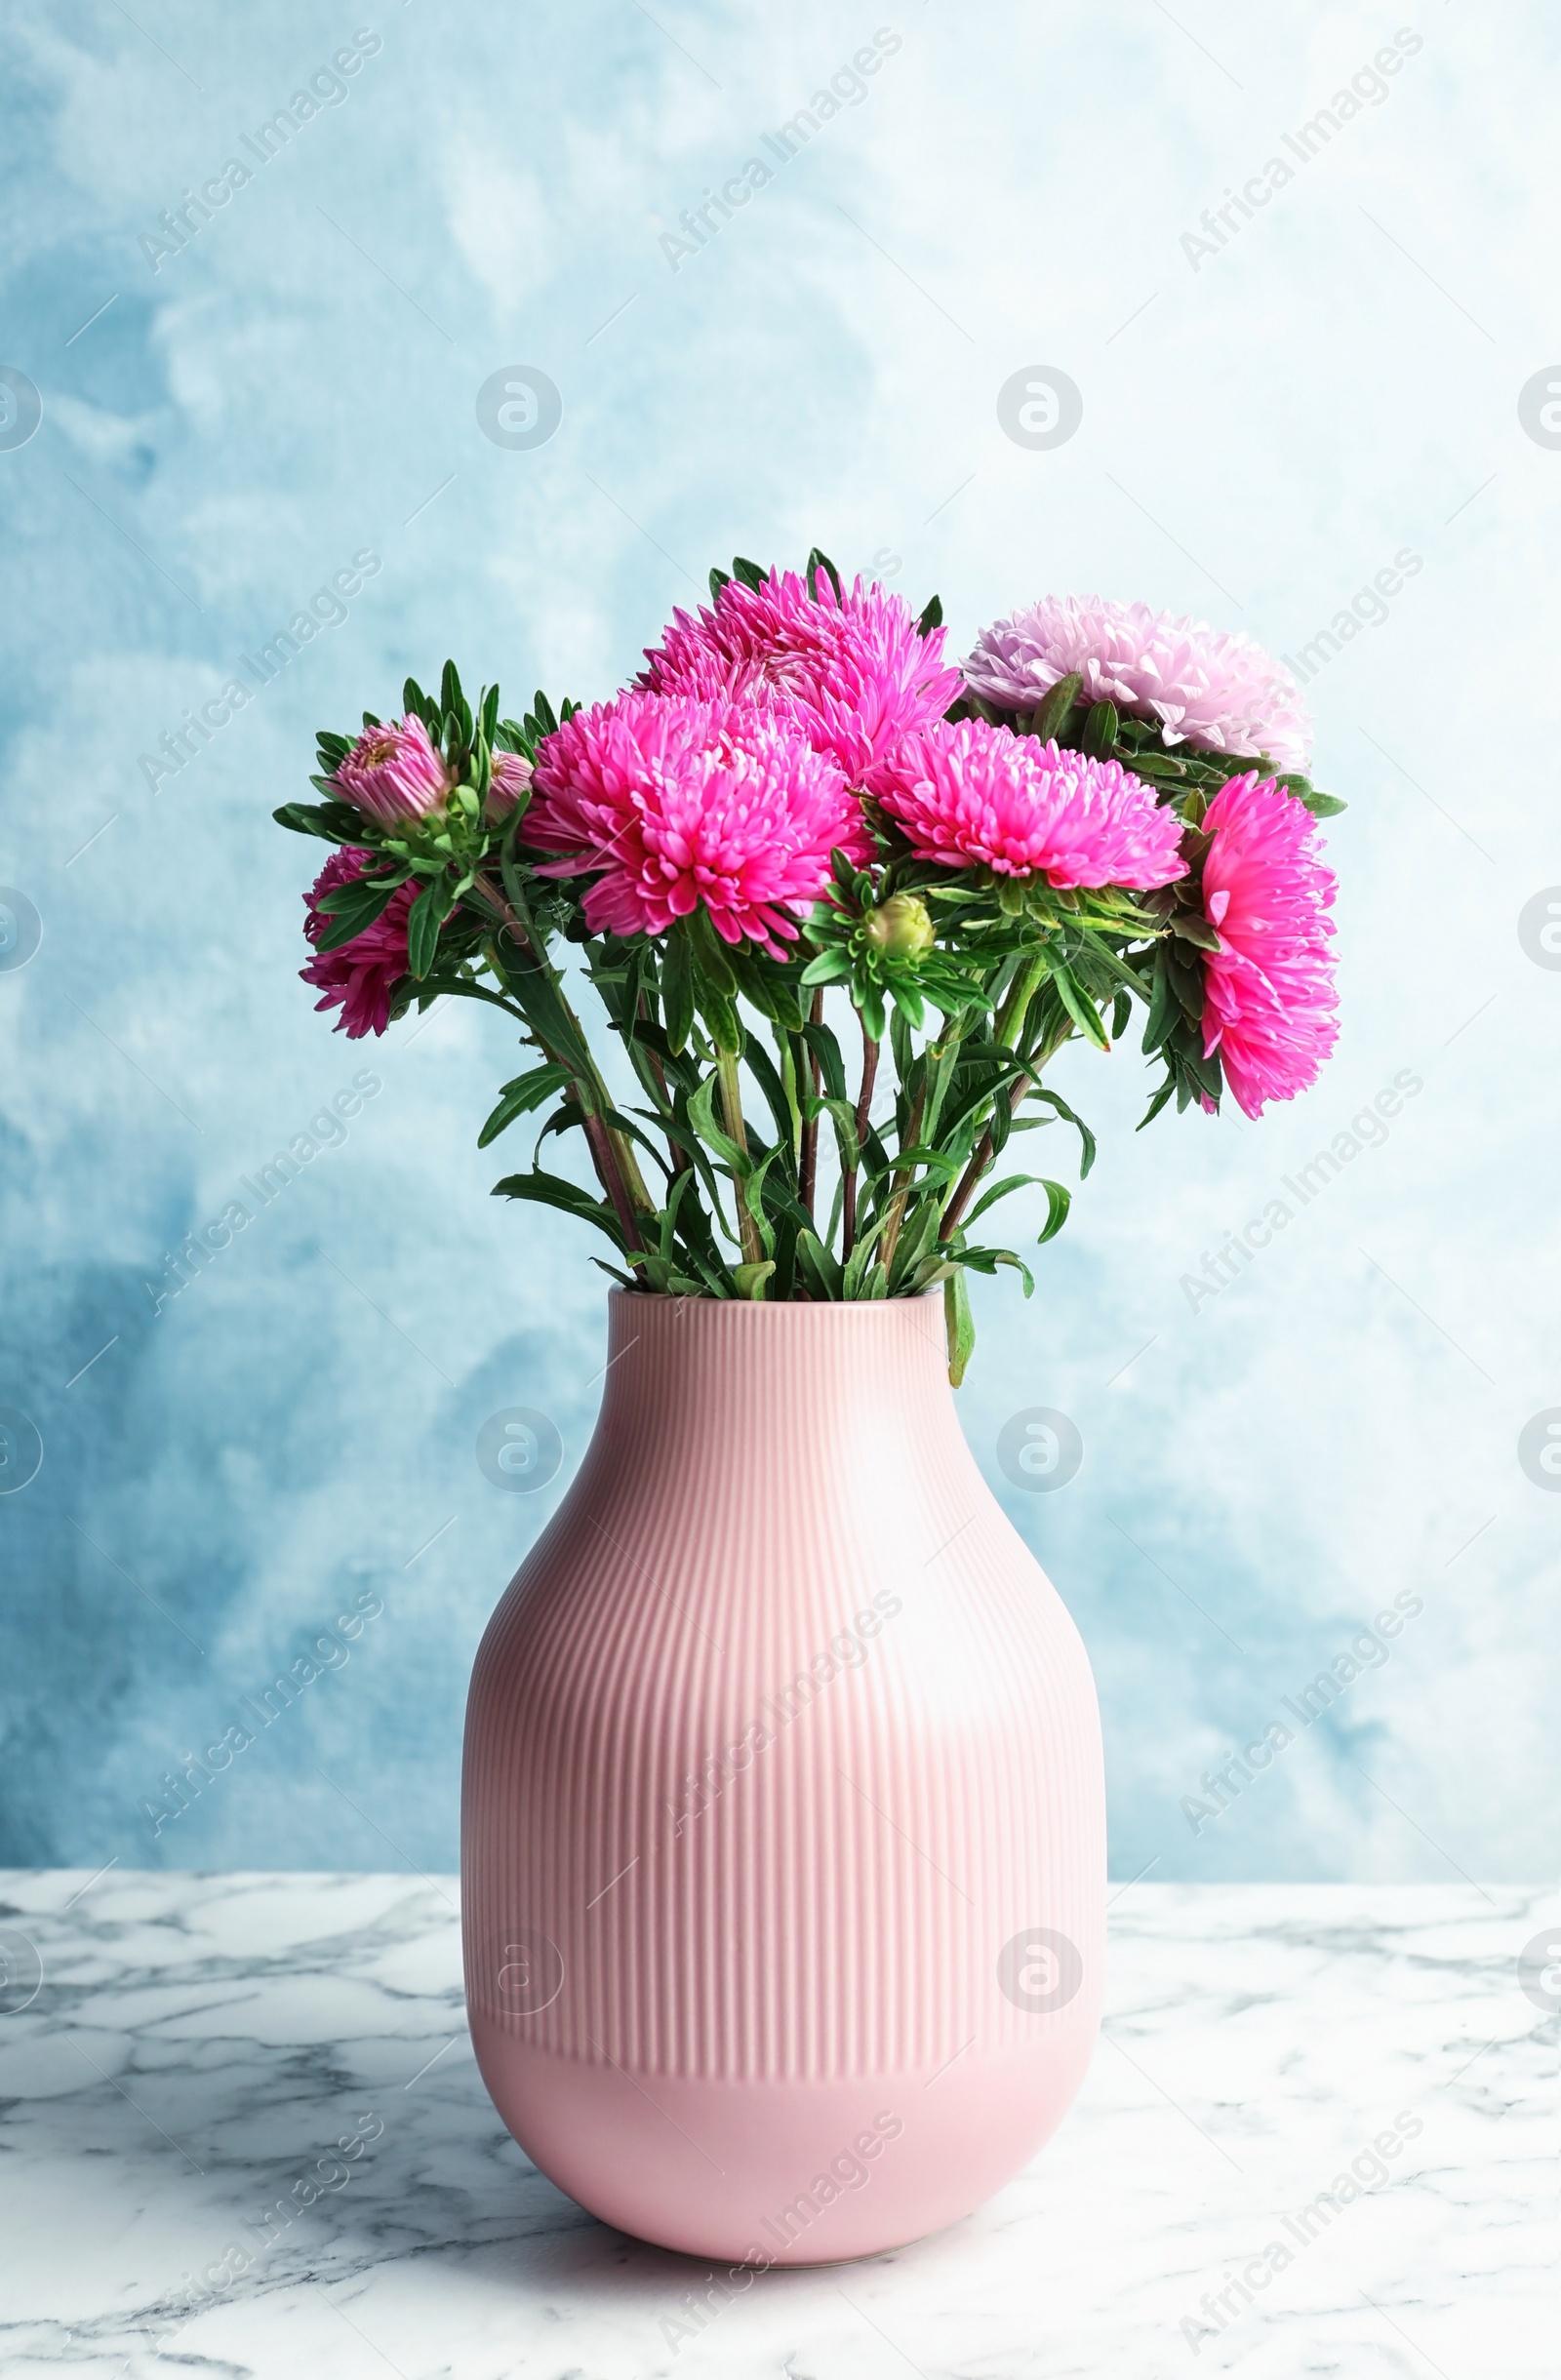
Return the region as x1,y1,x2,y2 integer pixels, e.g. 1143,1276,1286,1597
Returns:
0,1872,1551,2378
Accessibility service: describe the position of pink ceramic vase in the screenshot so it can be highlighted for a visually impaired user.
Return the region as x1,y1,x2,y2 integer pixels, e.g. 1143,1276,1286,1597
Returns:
462,1290,1104,2264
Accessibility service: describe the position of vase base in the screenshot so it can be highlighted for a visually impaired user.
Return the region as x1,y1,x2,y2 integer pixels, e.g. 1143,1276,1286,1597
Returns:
470,2014,1098,2266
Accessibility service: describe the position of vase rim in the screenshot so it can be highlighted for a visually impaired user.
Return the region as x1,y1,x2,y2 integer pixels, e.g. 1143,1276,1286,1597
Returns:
606,1287,941,1313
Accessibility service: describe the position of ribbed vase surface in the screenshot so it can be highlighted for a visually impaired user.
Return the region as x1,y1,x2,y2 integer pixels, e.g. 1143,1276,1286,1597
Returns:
461,1290,1104,2263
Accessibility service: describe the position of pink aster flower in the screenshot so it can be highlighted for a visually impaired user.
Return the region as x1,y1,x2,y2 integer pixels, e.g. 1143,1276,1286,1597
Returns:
639,568,962,783
332,714,453,827
865,718,1187,892
1198,772,1339,1118
964,595,1311,774
301,847,416,1039
487,748,534,819
523,691,866,953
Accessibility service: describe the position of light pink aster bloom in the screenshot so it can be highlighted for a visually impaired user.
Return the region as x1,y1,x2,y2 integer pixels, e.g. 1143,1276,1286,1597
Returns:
964,595,1311,774
523,692,868,953
865,718,1187,892
1199,772,1339,1119
639,568,962,783
301,848,416,1039
332,714,453,826
486,748,534,818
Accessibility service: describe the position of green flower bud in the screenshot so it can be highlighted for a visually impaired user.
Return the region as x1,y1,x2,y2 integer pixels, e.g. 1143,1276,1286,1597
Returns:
863,892,935,960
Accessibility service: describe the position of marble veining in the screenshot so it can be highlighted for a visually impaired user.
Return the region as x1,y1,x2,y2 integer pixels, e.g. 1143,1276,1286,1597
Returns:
0,1871,1551,2377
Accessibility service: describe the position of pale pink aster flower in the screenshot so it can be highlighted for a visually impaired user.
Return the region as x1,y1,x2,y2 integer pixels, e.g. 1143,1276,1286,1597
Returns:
1198,771,1339,1118
964,594,1311,774
332,714,453,826
523,692,867,953
487,748,534,818
865,718,1187,891
640,568,962,782
301,848,416,1039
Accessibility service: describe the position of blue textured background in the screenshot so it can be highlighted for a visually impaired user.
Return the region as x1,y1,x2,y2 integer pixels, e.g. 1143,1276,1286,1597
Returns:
2,0,1554,1883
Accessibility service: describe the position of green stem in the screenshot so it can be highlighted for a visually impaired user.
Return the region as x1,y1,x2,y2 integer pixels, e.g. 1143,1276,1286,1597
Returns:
841,1020,878,1260
877,1083,924,1283
469,870,650,1261
939,983,1072,1248
798,989,822,1223
995,948,1049,1045
715,1045,763,1269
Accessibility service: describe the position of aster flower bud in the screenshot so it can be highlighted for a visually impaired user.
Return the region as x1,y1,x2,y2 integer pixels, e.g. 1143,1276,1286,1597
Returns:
332,715,453,827
863,892,935,959
486,748,534,820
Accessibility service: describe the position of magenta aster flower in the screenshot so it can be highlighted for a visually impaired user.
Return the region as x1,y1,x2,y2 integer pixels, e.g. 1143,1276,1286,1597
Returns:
487,748,534,818
1198,772,1339,1118
964,595,1311,774
639,568,962,783
301,848,416,1039
332,714,453,827
865,718,1187,892
523,692,866,953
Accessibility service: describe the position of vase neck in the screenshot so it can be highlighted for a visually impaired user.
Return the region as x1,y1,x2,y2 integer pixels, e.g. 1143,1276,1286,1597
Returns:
587,1291,963,1485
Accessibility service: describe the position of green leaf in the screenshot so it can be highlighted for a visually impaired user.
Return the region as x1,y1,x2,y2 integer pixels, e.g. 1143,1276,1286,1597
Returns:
965,1171,1047,1227
688,1073,750,1174
1110,987,1132,1043
685,907,740,998
944,1269,975,1387
476,1063,572,1148
1136,1073,1178,1130
734,1259,776,1300
1050,964,1110,1051
491,1167,626,1251
273,800,360,842
1025,1084,1098,1177
1035,1179,1071,1245
1168,911,1222,952
799,946,853,987
818,1094,860,1174
406,874,457,979
1030,672,1083,743
805,546,842,604
661,932,696,1054
990,1247,1036,1297
1297,787,1347,817
1141,946,1178,1056
916,593,943,635
708,566,732,602
310,878,403,953
730,555,768,591
856,980,886,1044
802,1019,849,1102
795,1228,843,1300
1081,699,1119,759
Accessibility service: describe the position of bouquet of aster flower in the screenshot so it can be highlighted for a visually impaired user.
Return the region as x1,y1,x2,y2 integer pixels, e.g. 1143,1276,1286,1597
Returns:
278,554,1341,1378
